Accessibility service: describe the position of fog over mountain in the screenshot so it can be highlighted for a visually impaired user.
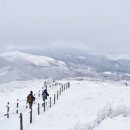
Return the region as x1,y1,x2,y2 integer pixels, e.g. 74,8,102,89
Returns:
1,0,130,54
0,50,130,83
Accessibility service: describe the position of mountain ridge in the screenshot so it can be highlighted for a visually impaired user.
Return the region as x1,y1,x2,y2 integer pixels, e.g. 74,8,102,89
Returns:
0,51,130,83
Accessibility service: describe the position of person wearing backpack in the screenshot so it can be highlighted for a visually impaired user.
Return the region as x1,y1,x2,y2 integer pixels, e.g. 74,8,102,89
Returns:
27,91,35,109
44,81,48,90
42,89,49,101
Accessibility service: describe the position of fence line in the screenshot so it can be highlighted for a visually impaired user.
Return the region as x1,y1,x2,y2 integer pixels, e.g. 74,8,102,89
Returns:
1,81,70,130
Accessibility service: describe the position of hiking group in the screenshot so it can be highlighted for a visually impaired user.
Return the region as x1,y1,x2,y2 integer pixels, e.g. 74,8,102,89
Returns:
27,82,49,109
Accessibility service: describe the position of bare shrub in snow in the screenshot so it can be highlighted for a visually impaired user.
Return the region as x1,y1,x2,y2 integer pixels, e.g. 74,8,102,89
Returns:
73,104,130,130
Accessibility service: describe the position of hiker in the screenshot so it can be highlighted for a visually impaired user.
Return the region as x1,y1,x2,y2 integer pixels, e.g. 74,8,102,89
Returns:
27,91,35,109
44,81,47,90
42,89,49,101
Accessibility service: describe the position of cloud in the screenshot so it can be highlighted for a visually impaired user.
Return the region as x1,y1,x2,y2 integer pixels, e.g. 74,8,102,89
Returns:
0,0,130,54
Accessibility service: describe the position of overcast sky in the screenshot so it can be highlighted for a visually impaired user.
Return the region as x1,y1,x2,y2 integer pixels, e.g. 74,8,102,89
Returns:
0,0,130,54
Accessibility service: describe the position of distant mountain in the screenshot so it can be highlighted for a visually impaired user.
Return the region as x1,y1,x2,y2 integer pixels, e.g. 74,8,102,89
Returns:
0,51,70,83
0,51,130,83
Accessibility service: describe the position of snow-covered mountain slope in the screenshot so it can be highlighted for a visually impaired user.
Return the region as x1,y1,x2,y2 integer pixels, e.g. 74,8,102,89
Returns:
0,51,100,83
0,51,130,83
52,52,130,73
51,52,130,80
0,51,71,83
0,51,65,67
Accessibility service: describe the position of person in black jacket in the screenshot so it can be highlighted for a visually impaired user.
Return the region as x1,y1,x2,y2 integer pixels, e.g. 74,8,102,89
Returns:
42,89,49,101
27,91,35,109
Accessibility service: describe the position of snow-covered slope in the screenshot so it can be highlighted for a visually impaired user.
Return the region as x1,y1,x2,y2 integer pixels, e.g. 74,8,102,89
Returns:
0,78,130,130
0,51,70,83
0,51,100,83
0,51,130,83
52,52,130,73
51,52,130,80
0,51,65,67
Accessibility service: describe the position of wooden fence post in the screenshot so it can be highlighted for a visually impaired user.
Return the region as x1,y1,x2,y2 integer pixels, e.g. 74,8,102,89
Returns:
16,99,19,114
44,100,45,112
66,83,68,89
64,84,65,91
45,86,48,91
68,82,70,88
30,109,32,124
38,103,40,115
33,94,36,104
20,113,23,130
49,97,51,108
57,91,59,100
60,88,61,96
54,94,56,104
38,90,40,97
67,82,69,88
62,84,63,92
7,102,9,118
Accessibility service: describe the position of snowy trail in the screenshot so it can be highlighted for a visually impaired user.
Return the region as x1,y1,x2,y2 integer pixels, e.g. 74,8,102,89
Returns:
0,79,130,130
0,79,64,129
27,80,130,130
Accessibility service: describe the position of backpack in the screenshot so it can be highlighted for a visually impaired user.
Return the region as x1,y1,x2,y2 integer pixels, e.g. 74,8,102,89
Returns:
42,92,46,97
27,94,33,103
